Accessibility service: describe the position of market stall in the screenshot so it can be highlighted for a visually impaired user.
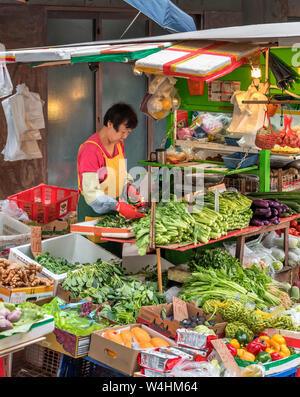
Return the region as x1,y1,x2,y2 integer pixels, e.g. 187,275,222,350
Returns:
2,22,300,378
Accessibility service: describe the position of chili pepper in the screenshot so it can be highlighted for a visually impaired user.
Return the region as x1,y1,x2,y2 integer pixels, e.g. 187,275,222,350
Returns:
239,350,255,362
271,334,286,345
226,344,237,357
254,335,270,348
229,339,240,350
235,330,250,347
256,351,272,363
270,352,282,361
247,340,267,356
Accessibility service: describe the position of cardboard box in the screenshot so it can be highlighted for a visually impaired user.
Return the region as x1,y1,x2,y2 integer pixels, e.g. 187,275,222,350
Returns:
274,265,299,285
37,300,120,359
0,284,54,304
9,233,121,294
88,323,175,376
137,301,227,339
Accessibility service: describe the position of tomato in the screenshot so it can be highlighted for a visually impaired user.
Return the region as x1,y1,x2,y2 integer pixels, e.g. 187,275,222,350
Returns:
291,220,298,228
296,225,300,232
290,228,297,234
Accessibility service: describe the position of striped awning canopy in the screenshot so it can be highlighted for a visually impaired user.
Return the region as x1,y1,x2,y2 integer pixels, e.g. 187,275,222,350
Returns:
0,42,172,66
135,41,264,82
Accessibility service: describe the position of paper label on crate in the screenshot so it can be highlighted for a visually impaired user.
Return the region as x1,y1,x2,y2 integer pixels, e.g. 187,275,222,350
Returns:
176,328,217,350
142,368,174,377
139,350,181,372
172,296,188,322
10,292,27,304
59,200,68,217
31,226,42,256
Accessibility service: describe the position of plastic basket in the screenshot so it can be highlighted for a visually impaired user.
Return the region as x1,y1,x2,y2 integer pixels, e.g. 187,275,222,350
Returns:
8,184,79,224
224,137,240,146
222,152,259,170
267,366,298,377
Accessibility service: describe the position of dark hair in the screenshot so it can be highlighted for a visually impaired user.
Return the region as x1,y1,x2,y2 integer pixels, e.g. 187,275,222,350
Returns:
103,103,138,130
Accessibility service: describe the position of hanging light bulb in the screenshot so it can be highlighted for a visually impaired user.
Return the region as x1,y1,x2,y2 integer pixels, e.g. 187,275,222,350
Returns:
133,66,143,76
251,65,262,79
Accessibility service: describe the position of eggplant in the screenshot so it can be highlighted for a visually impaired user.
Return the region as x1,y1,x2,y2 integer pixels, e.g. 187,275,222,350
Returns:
252,199,269,208
267,200,281,208
263,220,270,225
254,208,272,218
271,208,279,217
269,216,280,224
251,218,265,226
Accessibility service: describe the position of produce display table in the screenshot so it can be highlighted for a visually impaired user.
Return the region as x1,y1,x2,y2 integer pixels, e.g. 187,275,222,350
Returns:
102,214,300,292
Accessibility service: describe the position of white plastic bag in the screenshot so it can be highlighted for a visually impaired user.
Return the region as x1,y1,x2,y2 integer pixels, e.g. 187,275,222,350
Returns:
171,360,220,377
17,83,45,130
0,199,30,221
0,43,13,99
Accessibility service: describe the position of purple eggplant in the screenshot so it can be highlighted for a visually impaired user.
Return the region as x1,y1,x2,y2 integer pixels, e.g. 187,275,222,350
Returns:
254,208,272,217
267,200,281,209
250,218,265,226
252,199,269,208
263,220,270,225
271,208,279,217
269,216,280,224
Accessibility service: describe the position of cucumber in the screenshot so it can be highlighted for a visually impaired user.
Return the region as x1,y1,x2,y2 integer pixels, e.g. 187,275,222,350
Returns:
290,286,300,301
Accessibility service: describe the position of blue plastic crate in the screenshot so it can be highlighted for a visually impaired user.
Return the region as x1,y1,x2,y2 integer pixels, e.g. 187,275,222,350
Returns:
222,152,259,170
225,137,240,146
267,367,298,377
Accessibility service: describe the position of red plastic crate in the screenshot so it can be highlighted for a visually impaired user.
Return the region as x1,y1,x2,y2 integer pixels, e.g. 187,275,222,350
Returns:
8,184,79,224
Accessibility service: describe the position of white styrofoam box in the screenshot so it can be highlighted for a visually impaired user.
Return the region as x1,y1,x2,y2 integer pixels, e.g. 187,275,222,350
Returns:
0,213,31,249
71,218,134,238
122,243,174,274
9,233,121,293
0,314,54,353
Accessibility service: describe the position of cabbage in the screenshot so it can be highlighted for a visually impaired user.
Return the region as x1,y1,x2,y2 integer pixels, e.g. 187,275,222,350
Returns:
272,261,283,272
193,325,216,336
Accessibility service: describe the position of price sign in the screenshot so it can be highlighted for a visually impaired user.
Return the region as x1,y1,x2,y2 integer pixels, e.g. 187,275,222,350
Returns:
31,226,42,257
211,339,241,376
172,296,188,322
10,292,26,304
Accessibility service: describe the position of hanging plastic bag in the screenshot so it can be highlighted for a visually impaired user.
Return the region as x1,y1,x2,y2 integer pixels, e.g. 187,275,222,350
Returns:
17,84,45,130
0,44,13,98
0,200,30,221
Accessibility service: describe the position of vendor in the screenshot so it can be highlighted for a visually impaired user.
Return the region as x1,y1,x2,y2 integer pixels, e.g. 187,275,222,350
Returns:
77,102,145,224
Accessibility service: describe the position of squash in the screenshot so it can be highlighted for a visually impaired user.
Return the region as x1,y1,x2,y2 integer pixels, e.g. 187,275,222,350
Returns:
150,337,170,347
104,330,123,345
120,330,134,345
139,341,154,349
131,327,151,343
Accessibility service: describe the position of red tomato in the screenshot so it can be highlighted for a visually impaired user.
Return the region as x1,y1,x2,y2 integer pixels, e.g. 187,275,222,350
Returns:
296,225,300,232
290,228,297,234
291,220,298,228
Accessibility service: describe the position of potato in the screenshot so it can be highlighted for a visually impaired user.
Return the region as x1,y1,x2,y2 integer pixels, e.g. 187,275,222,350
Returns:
0,318,13,331
6,309,22,323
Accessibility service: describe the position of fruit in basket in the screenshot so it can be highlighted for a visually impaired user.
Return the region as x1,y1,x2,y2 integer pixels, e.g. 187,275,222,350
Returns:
104,329,124,345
